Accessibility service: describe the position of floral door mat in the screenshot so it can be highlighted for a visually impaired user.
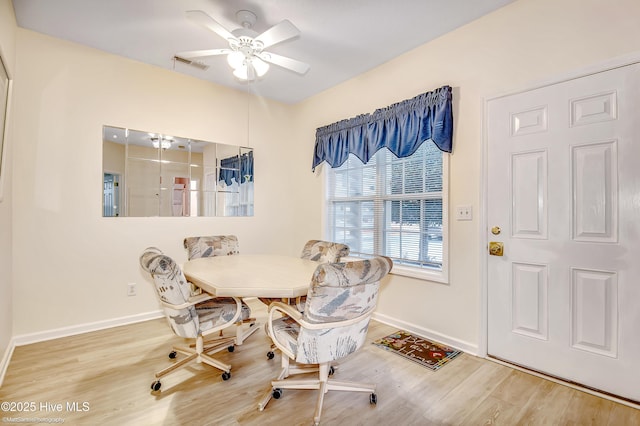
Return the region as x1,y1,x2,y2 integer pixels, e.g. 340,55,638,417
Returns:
372,330,462,371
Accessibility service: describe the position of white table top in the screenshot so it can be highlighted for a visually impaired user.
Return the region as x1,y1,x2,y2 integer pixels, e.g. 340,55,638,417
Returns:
183,254,320,298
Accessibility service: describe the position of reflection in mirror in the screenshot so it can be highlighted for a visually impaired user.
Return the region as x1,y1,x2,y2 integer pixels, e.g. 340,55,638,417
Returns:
102,125,253,217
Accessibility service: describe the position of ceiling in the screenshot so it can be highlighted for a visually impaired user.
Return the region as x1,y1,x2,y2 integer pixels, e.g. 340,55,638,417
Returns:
12,0,515,104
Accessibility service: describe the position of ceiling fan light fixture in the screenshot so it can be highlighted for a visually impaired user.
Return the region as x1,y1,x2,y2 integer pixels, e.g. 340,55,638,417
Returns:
232,57,270,81
151,137,172,150
232,64,250,80
252,57,270,76
180,10,309,81
227,51,245,69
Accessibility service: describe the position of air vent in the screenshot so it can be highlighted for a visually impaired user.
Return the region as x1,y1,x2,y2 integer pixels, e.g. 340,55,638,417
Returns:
173,56,209,71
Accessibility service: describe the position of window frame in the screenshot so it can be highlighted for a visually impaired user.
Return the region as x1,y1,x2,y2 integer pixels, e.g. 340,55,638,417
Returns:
323,144,449,284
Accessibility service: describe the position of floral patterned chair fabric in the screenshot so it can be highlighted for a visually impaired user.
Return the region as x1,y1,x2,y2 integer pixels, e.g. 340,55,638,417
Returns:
139,247,245,388
261,256,393,424
300,240,350,263
183,235,251,319
183,235,240,260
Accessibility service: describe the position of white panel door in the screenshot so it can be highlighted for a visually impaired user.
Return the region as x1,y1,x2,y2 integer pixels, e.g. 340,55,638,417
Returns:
487,62,640,403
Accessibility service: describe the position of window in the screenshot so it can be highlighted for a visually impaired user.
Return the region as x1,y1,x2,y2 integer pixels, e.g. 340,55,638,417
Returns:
326,142,448,282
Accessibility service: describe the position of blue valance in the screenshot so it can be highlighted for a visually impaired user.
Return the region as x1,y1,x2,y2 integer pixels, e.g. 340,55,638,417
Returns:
312,85,453,171
219,151,254,186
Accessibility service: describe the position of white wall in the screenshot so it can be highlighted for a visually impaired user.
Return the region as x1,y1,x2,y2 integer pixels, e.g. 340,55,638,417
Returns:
0,0,16,380
11,29,298,336
294,0,640,352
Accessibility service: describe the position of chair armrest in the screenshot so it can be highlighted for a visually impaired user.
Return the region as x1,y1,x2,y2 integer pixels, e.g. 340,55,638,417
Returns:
201,296,244,337
159,292,214,310
298,312,373,330
266,302,303,360
268,301,303,321
268,301,372,330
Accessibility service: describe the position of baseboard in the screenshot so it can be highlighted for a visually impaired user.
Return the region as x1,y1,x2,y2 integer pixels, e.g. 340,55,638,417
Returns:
12,310,164,347
372,312,479,356
0,338,16,388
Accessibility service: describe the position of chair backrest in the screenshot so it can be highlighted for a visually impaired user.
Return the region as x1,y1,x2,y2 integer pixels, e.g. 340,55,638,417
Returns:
296,256,393,364
300,240,350,263
139,247,200,338
183,235,239,260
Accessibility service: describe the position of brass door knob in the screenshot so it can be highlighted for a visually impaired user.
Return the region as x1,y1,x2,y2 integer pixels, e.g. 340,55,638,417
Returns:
489,241,504,256
491,226,501,235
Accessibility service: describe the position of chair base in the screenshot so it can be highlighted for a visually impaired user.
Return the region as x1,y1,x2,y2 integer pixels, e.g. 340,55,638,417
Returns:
257,362,321,411
258,361,374,425
151,334,236,391
273,378,376,425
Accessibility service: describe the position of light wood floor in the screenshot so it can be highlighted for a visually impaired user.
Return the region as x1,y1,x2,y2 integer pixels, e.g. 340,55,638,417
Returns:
1,299,638,425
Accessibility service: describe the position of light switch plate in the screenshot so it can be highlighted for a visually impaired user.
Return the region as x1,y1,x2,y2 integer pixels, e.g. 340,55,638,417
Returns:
455,205,473,221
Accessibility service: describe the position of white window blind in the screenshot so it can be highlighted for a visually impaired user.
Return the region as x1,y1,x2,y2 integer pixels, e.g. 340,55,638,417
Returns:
327,142,447,280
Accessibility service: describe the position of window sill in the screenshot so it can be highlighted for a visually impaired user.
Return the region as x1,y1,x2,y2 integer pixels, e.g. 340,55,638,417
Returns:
390,264,448,284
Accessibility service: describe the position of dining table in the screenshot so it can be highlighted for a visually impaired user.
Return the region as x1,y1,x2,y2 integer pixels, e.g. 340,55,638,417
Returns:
183,254,320,344
183,254,320,298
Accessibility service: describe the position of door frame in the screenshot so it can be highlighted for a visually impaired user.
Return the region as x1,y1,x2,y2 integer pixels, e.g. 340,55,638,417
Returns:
479,50,640,361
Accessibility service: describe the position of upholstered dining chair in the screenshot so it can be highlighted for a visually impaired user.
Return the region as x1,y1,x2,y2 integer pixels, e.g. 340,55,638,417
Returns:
183,235,258,344
261,240,350,360
258,256,393,425
140,247,246,391
294,239,350,308
300,239,351,263
183,235,240,260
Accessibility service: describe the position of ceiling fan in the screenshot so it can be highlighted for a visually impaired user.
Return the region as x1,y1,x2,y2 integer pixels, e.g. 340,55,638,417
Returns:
176,10,310,81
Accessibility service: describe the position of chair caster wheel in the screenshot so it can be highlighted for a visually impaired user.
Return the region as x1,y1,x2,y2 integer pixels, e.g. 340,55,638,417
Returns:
151,380,161,391
222,371,231,381
228,345,235,352
272,388,282,399
267,351,275,360
329,366,335,376
369,393,377,405
168,351,177,359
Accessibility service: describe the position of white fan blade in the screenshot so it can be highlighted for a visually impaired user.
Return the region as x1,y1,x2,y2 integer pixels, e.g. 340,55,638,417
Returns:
175,48,231,59
186,10,237,43
256,52,310,75
255,20,300,49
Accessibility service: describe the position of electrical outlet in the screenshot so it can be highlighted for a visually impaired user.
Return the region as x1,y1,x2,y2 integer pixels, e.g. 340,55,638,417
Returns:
127,282,137,296
455,205,473,221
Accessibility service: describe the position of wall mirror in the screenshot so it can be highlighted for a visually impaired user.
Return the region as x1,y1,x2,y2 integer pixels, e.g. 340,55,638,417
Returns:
102,125,253,217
